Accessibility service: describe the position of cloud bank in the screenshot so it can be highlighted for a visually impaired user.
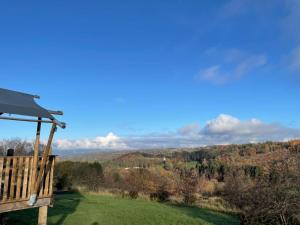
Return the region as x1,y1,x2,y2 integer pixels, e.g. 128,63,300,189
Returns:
54,114,300,151
55,132,128,150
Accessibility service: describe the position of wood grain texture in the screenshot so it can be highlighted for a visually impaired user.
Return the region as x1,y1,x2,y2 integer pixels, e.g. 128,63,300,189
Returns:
16,157,24,200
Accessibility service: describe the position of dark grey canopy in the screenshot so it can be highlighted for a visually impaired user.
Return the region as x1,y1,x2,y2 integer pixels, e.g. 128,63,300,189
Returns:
0,88,55,119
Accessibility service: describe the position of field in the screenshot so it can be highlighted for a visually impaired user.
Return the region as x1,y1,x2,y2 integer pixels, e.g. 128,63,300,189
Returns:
6,193,239,225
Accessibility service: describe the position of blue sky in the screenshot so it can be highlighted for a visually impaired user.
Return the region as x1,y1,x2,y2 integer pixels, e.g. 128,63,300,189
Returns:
1,0,300,150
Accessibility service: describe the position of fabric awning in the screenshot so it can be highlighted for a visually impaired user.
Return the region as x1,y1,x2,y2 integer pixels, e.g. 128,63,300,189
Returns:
0,88,55,119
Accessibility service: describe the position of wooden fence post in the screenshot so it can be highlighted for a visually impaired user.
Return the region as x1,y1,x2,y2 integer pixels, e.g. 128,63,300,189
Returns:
38,206,48,225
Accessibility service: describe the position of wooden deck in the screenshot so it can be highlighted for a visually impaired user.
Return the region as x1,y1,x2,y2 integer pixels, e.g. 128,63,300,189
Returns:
0,155,55,213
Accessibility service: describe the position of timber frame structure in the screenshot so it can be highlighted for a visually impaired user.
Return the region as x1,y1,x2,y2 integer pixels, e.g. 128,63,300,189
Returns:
0,88,65,225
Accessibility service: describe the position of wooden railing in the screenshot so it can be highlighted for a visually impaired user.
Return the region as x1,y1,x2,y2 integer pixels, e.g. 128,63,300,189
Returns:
0,155,55,204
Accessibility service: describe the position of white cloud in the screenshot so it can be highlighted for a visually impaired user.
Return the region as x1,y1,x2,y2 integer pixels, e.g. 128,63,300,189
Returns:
54,115,300,151
201,114,300,144
197,49,267,85
198,65,229,85
234,55,266,77
178,123,200,136
55,132,128,150
204,114,241,133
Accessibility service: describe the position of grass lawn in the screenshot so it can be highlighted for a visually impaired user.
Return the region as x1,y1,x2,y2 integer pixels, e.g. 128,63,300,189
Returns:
6,193,239,225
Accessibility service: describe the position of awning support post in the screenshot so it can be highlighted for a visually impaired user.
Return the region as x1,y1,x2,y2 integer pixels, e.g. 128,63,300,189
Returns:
30,118,42,198
28,123,57,206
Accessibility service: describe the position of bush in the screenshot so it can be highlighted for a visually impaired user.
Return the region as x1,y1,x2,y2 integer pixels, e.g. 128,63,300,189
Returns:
150,187,170,202
223,156,300,225
198,177,219,196
183,194,197,205
178,168,198,205
128,190,138,199
55,161,104,191
55,173,72,191
149,192,158,201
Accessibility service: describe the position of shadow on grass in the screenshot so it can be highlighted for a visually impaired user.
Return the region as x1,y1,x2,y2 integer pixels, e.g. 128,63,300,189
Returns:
5,191,83,225
167,203,240,225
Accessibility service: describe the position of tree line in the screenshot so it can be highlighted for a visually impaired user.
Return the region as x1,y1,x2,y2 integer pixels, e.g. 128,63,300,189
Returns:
1,139,299,225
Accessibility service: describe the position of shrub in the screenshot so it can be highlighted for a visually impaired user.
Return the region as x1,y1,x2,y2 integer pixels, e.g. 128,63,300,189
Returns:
128,190,138,199
157,189,170,202
183,193,197,205
150,186,170,202
223,156,300,225
198,177,219,196
178,168,198,205
150,192,158,201
55,161,104,191
55,173,72,191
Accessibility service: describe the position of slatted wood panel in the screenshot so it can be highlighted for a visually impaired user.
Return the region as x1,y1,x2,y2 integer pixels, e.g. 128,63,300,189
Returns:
3,158,11,201
0,156,55,205
9,158,17,200
0,158,3,196
16,157,24,199
48,157,55,196
22,157,30,199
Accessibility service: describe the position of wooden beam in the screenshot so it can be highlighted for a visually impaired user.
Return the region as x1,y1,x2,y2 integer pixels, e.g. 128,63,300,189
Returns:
0,158,3,197
30,118,41,199
29,123,56,206
3,158,11,201
9,158,17,200
48,110,63,115
48,157,55,197
0,197,51,213
16,157,24,200
0,116,65,128
0,116,53,124
53,119,66,128
38,206,48,225
22,157,30,199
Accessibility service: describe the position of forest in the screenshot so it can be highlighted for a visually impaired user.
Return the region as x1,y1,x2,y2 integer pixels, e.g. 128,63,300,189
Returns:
1,139,299,225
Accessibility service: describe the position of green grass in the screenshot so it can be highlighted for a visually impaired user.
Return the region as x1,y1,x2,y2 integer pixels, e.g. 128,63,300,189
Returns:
6,193,239,225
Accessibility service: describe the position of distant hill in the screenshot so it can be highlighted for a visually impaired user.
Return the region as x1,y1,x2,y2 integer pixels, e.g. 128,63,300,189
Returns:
110,151,164,168
59,148,182,162
59,140,300,169
60,150,129,162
